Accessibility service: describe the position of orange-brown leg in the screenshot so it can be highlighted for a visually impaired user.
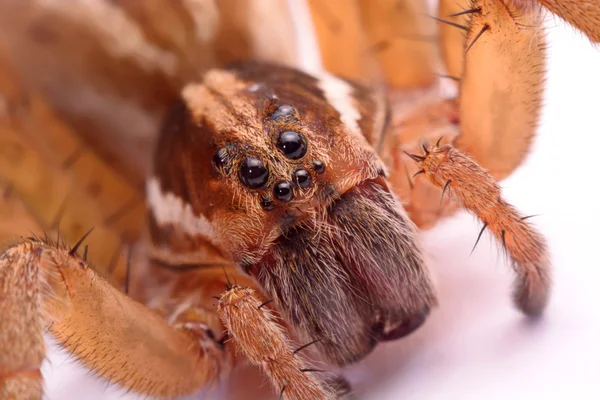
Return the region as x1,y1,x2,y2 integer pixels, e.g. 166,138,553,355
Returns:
218,285,336,400
396,1,548,183
508,0,600,43
126,255,337,400
385,0,549,228
542,0,600,42
382,96,462,228
377,0,552,318
437,0,470,81
373,0,545,226
406,143,551,316
454,0,547,181
357,0,437,89
306,0,437,88
0,240,229,399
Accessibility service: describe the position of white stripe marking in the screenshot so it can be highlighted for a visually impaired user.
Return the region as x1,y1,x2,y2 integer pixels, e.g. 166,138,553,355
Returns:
147,177,216,241
317,73,361,136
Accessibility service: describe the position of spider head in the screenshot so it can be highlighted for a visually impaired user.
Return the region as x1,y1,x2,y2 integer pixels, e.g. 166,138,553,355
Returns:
149,62,436,366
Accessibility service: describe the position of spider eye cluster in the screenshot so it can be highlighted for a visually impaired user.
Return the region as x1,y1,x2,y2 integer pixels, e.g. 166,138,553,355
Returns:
211,103,327,211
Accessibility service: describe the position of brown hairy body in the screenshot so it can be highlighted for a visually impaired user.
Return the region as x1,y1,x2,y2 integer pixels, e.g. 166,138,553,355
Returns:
0,0,597,399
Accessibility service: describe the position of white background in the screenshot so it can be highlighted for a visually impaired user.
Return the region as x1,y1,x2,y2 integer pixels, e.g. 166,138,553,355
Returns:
42,5,600,400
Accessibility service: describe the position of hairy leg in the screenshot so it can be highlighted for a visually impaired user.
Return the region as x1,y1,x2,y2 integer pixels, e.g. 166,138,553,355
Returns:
406,143,551,316
218,285,336,400
454,0,546,180
509,0,600,42
0,48,143,286
131,256,338,400
306,0,436,88
382,96,461,228
386,0,548,227
0,240,228,399
437,0,470,81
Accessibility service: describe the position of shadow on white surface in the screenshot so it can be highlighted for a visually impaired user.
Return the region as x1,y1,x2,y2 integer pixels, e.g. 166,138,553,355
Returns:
41,12,600,400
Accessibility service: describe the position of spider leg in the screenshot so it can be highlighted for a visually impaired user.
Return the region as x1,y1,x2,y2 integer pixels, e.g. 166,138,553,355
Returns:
306,0,437,88
382,97,462,228
0,241,230,399
0,49,144,287
453,0,547,180
218,285,337,400
517,0,600,42
137,250,338,400
383,0,554,229
381,0,552,316
437,0,470,80
409,143,551,317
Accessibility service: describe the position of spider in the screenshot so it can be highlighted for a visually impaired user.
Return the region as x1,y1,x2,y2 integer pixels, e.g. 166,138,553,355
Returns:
0,0,598,399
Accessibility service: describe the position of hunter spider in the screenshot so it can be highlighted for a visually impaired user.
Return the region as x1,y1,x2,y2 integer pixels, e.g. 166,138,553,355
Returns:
0,1,599,399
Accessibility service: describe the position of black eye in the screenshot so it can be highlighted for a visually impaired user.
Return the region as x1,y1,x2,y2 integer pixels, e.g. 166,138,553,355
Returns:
239,158,269,189
277,131,307,160
312,160,325,174
270,105,295,120
212,148,228,171
260,196,275,211
293,169,311,189
273,181,293,202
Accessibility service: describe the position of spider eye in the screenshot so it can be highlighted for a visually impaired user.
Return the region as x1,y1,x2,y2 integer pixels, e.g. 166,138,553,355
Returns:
239,158,269,189
293,169,311,189
212,147,228,171
273,181,293,201
270,105,295,120
260,196,275,211
277,131,307,160
312,160,325,174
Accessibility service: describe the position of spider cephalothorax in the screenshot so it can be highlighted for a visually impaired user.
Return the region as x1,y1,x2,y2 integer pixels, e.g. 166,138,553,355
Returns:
148,62,435,366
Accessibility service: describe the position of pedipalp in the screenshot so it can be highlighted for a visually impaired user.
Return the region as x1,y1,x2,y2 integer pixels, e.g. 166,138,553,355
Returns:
408,143,551,316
